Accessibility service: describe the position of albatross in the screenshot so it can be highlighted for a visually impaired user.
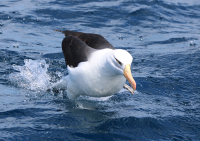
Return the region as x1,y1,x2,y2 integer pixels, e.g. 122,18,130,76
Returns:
53,30,136,99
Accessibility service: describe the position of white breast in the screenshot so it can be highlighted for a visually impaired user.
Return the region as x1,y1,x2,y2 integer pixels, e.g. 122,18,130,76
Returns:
67,49,126,99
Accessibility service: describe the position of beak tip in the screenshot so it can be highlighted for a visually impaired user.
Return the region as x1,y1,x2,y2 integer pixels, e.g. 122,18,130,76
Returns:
133,83,136,91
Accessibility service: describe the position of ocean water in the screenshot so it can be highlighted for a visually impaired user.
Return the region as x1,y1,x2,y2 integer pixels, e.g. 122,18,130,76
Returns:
0,0,200,140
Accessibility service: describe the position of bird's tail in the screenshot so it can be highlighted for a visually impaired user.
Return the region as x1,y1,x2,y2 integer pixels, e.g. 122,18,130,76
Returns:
54,29,64,33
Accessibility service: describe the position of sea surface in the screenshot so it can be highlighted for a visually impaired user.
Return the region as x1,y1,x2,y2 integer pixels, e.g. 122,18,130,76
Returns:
0,0,200,140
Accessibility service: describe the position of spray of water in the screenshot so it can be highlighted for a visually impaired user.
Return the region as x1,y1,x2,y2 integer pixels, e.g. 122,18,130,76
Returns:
8,60,184,118
9,59,52,91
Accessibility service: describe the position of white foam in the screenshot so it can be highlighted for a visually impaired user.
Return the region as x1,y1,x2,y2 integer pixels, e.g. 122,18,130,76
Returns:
9,59,52,91
78,95,113,101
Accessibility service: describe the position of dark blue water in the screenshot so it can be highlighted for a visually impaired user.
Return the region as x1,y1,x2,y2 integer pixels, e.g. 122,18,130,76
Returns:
0,0,200,140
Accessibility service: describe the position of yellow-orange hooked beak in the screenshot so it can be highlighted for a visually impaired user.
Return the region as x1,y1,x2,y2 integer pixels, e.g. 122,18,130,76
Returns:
123,65,136,92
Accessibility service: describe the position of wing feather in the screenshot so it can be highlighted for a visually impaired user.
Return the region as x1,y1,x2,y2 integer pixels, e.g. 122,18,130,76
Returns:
56,30,115,50
55,30,115,67
62,35,95,67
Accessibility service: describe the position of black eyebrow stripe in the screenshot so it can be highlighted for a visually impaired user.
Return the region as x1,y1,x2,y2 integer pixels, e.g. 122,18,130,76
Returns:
114,57,122,65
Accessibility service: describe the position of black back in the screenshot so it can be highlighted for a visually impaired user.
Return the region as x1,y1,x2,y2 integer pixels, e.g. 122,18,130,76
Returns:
61,30,115,50
56,30,115,67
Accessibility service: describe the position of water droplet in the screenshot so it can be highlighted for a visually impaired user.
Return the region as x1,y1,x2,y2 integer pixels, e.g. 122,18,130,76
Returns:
190,41,196,46
13,45,19,48
139,36,143,41
118,36,123,40
13,43,19,48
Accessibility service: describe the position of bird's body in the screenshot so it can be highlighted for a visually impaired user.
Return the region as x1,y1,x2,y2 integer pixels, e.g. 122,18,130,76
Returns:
53,30,136,99
67,49,126,99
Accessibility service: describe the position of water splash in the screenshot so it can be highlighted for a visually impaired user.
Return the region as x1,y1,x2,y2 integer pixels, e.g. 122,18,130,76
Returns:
9,59,51,91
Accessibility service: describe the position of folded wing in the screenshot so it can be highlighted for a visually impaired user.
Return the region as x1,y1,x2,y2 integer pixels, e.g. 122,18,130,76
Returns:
56,30,115,67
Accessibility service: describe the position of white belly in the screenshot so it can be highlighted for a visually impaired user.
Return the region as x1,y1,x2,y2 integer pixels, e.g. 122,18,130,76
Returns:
67,62,126,99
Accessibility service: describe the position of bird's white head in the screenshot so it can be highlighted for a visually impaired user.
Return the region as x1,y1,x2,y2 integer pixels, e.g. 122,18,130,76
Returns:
107,49,136,91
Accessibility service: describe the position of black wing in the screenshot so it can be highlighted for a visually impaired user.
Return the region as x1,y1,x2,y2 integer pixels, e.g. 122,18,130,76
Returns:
56,30,115,50
56,30,115,68
62,35,95,67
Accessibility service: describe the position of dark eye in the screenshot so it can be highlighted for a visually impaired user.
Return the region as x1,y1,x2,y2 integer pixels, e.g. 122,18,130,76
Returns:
115,58,122,65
